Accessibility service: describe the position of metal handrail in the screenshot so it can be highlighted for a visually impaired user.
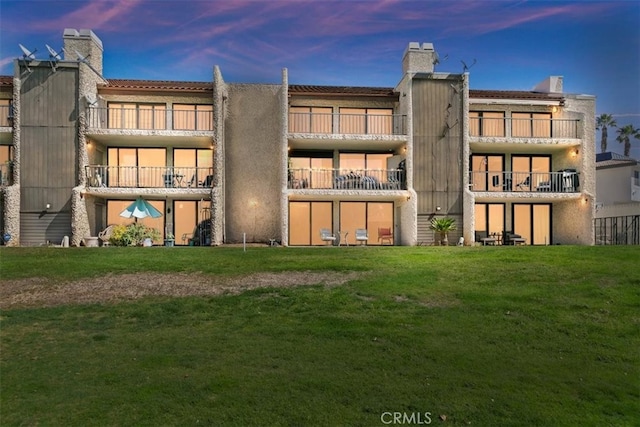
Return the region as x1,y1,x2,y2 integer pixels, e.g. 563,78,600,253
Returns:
469,117,580,139
288,168,406,190
85,165,214,188
85,107,214,131
469,170,580,193
288,112,407,135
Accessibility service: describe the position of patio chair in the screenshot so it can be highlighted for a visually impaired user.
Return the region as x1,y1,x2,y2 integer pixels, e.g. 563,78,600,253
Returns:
516,176,530,191
320,228,337,246
378,227,393,245
98,225,114,247
355,229,369,245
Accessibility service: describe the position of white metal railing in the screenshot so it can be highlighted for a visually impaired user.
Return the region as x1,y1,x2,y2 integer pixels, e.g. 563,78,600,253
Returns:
469,170,580,193
288,112,407,135
288,168,405,190
85,107,214,131
85,165,214,188
469,117,580,139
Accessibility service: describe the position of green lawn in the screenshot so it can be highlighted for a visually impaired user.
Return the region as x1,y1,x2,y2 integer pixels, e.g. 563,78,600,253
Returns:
1,246,639,426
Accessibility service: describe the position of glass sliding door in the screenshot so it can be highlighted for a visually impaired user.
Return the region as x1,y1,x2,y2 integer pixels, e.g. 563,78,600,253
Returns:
288,201,333,245
107,199,165,245
511,155,551,191
108,148,166,188
471,154,504,191
513,203,551,245
339,201,394,245
474,203,505,236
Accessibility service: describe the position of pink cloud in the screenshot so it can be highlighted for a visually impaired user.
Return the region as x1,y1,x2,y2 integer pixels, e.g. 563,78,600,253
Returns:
29,0,144,32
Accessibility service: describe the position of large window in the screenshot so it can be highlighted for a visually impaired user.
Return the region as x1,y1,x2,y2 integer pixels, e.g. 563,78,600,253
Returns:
108,103,166,130
513,204,551,245
469,112,505,137
289,202,333,245
173,148,214,187
107,199,165,245
474,203,505,236
0,99,11,127
173,200,211,245
511,155,551,191
289,153,333,189
289,106,333,133
512,113,551,138
173,104,214,131
339,202,394,245
339,108,393,135
470,154,504,191
107,148,166,187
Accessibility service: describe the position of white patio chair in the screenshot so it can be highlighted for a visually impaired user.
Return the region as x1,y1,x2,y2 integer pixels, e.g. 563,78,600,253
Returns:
320,228,337,246
355,229,368,245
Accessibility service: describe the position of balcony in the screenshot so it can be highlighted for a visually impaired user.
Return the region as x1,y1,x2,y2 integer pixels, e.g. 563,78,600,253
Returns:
288,168,406,190
84,107,214,145
470,170,580,193
85,166,213,189
288,112,408,150
469,117,581,140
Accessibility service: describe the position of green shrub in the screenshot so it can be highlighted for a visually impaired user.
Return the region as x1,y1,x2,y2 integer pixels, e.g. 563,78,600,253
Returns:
109,223,161,246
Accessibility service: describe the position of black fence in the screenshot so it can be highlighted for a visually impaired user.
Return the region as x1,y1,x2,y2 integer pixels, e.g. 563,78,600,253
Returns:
595,215,640,245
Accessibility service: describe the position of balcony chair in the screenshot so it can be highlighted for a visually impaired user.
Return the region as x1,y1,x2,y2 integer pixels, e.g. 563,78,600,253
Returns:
378,227,393,245
516,176,530,191
320,228,337,246
355,229,369,245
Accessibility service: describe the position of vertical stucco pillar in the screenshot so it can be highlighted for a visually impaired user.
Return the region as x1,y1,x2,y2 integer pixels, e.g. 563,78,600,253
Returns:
280,68,290,246
211,65,226,245
4,69,22,246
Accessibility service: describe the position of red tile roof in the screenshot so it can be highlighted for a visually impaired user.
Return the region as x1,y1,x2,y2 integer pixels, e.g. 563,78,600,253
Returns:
0,76,12,88
289,85,398,97
99,79,213,93
470,89,564,102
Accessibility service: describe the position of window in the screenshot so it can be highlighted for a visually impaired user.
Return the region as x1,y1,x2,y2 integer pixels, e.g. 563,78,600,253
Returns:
339,202,394,245
289,201,333,245
511,155,551,191
289,106,332,133
173,200,211,245
173,148,214,187
470,155,504,191
0,99,12,127
513,203,551,245
289,152,333,189
469,112,505,137
107,148,166,187
474,203,505,236
339,108,393,135
107,199,165,244
108,103,166,129
173,104,213,130
512,113,551,138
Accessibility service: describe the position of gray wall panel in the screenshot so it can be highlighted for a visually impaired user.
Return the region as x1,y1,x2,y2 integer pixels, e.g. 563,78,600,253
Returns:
20,212,72,246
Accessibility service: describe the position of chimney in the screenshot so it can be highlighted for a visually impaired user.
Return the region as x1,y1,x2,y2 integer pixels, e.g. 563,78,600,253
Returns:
533,76,563,94
63,28,104,76
402,42,438,74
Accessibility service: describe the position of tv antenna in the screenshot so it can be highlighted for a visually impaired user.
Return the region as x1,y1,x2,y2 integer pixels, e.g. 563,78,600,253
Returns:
46,44,62,71
64,48,109,84
18,44,37,72
461,59,477,73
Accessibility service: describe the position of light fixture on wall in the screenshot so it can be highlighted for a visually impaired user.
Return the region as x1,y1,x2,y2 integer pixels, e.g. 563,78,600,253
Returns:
552,106,558,113
572,148,579,157
45,203,51,210
436,206,441,212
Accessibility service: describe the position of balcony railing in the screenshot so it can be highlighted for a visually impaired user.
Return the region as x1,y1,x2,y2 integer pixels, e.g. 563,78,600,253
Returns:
288,112,407,135
469,117,580,139
288,168,406,190
85,166,214,188
0,163,12,186
470,170,580,193
85,107,214,131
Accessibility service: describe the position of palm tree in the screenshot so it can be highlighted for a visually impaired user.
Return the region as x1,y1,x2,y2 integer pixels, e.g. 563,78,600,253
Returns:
616,124,640,157
596,113,617,153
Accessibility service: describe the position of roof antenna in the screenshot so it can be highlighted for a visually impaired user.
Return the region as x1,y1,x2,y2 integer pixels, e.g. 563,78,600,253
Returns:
46,44,62,72
461,59,477,73
18,44,37,73
63,48,109,84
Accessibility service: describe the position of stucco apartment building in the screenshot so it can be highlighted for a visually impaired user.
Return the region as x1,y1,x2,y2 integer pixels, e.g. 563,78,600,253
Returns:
0,29,596,247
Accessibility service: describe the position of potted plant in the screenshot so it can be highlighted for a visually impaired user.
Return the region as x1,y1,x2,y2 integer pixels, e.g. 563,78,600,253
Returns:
430,217,457,246
164,232,175,247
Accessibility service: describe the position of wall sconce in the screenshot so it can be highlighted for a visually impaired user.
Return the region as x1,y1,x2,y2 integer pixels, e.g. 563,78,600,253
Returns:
552,106,558,113
436,206,441,212
572,148,579,157
582,197,588,205
45,203,51,210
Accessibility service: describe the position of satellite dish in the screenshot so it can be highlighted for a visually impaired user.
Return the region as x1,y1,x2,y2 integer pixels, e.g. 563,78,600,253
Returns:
45,44,62,72
46,44,62,61
85,93,98,107
19,44,36,60
461,59,477,73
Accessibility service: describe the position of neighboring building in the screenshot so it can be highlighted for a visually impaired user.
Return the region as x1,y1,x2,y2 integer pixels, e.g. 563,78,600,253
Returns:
0,30,596,247
594,152,640,245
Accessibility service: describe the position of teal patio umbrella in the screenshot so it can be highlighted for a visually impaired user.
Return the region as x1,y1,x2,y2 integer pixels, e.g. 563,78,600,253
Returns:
119,197,163,221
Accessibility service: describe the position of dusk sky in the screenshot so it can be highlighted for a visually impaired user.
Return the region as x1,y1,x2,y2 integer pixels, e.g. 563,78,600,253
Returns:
1,0,639,157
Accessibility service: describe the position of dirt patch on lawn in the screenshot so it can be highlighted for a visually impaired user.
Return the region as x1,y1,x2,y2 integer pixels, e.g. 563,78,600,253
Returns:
0,271,363,309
